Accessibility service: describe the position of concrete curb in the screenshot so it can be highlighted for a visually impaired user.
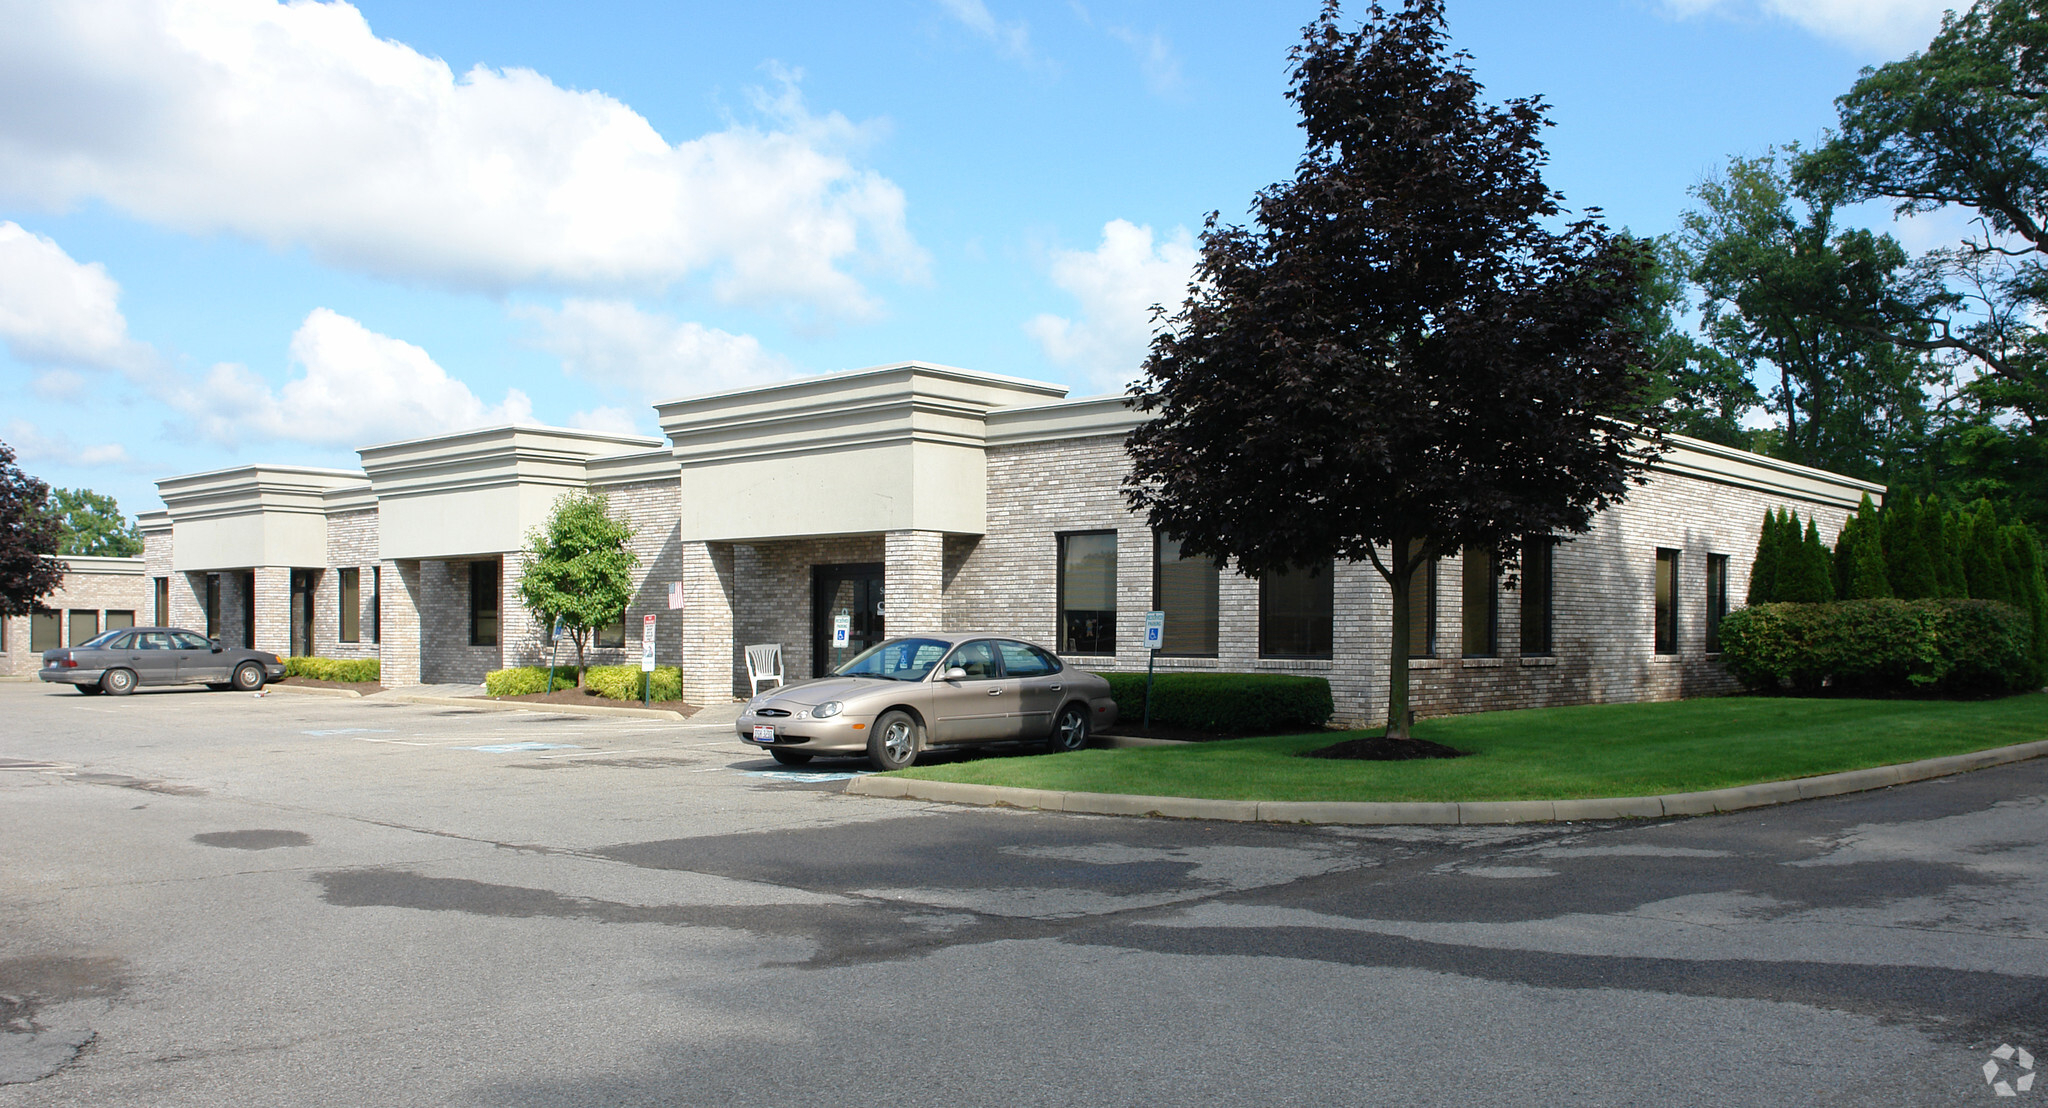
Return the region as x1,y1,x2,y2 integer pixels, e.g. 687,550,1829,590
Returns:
371,694,689,721
264,684,363,699
842,738,2048,825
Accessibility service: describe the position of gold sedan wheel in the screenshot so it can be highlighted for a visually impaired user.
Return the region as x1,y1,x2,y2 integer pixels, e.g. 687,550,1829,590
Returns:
867,710,921,771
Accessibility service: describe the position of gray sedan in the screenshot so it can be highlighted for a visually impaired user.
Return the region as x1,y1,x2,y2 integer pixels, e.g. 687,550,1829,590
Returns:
39,627,286,696
736,632,1120,770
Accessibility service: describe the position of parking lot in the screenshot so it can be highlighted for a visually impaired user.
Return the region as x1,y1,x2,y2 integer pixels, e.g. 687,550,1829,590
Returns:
1,679,2044,1107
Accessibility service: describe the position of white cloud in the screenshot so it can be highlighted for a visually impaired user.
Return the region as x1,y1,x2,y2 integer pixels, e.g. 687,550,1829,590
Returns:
3,419,137,468
0,221,156,374
1025,219,1198,394
1108,27,1183,96
1662,0,1955,54
936,0,1035,62
517,298,792,404
168,308,532,448
0,1,924,315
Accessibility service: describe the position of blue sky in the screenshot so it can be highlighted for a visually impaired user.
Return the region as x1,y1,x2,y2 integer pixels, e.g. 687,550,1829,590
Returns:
0,0,1966,520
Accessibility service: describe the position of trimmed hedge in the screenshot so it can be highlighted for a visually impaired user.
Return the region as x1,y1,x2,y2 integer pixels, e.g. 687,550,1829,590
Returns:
283,657,380,683
1093,672,1334,733
485,664,681,702
1717,598,2035,696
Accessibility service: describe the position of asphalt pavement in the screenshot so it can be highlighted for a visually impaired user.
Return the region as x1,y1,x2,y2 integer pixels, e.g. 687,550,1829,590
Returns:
0,680,2042,1106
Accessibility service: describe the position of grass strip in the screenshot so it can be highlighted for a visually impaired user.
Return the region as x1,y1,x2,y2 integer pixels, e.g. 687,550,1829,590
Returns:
891,694,2048,803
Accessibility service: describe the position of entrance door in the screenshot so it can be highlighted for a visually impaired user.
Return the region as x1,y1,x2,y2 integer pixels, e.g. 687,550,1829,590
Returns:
290,570,318,657
812,563,885,677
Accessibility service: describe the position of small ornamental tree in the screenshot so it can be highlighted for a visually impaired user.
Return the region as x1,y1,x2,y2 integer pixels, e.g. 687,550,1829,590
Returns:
1778,515,1836,604
1964,500,2014,604
1884,494,1939,599
1123,0,1663,741
516,493,638,687
1747,509,1784,606
0,441,64,618
50,488,144,557
1838,494,1892,600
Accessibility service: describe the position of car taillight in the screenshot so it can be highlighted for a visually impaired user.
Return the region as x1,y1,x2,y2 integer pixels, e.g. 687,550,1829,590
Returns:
58,657,77,668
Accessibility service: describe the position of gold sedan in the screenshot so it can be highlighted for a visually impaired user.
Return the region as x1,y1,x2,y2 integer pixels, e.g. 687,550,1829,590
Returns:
735,633,1119,770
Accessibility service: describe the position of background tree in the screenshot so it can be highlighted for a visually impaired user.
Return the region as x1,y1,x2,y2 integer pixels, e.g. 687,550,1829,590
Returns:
0,441,65,618
1124,0,1662,741
516,493,638,687
1626,234,1761,448
1680,152,1937,482
50,488,144,557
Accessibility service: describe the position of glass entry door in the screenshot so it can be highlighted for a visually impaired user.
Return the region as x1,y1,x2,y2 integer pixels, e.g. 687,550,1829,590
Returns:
290,569,318,658
812,563,885,676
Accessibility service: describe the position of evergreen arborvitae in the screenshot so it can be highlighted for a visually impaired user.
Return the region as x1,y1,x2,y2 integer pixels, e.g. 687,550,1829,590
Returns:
1888,495,1939,599
1747,508,1782,605
1843,494,1891,599
1937,503,1969,598
1964,500,2014,604
1778,514,1835,602
2006,526,2048,686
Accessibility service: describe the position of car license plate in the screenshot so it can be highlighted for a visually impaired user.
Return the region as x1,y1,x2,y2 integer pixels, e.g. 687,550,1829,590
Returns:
753,725,776,743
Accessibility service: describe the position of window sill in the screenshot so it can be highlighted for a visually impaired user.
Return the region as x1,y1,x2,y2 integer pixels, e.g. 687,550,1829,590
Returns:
1460,657,1504,668
1653,653,1682,663
1519,655,1560,667
1407,657,1445,670
1256,658,1333,671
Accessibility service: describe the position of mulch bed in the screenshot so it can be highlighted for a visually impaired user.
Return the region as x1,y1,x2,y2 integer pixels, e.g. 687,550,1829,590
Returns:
1300,735,1469,761
276,676,384,694
486,687,697,715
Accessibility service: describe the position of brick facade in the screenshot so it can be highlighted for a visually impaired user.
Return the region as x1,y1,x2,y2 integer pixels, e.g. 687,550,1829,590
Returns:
313,509,380,661
0,558,151,677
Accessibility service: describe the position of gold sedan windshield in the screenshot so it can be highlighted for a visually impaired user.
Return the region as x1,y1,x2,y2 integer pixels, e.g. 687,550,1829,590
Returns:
832,637,950,681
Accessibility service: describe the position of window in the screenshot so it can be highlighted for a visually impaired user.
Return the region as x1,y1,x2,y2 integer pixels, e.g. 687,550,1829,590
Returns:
1520,536,1554,655
205,574,221,638
996,640,1060,677
596,620,625,649
240,572,255,648
31,610,59,651
371,566,381,645
154,577,170,627
1462,547,1498,657
104,610,135,631
339,567,361,643
943,639,1000,678
1406,539,1436,658
68,610,99,647
1057,531,1117,654
1260,561,1334,659
1706,553,1729,654
171,631,209,650
469,560,500,647
1655,548,1679,655
1153,534,1219,656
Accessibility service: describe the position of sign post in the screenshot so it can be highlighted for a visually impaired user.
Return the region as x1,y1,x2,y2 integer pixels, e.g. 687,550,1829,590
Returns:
1142,610,1165,729
641,613,658,705
545,617,565,695
832,611,851,672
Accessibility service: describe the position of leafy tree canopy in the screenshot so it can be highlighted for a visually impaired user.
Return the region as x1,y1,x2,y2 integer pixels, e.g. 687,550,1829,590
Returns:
1124,0,1661,738
516,493,638,685
50,488,143,557
0,441,64,618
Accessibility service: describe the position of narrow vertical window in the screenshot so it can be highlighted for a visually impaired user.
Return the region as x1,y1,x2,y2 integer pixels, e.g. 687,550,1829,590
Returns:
470,560,500,647
241,572,255,648
205,574,221,638
1705,553,1729,654
1520,536,1554,655
1153,534,1219,656
1655,548,1679,655
1260,560,1334,659
32,610,59,651
371,566,381,644
1406,539,1436,658
104,610,134,631
68,610,99,647
1057,531,1118,654
154,577,170,627
339,567,361,644
1462,546,1498,657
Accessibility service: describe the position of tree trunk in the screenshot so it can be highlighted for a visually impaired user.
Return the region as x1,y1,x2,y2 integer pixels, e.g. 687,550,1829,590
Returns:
573,631,588,688
1386,558,1413,741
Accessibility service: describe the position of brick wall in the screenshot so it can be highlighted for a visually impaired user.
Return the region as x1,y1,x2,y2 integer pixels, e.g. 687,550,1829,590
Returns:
418,558,501,684
0,560,150,677
733,534,885,685
948,433,1856,727
313,509,380,661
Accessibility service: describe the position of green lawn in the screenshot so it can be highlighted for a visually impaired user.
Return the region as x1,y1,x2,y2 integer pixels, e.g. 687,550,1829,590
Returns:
891,694,2048,803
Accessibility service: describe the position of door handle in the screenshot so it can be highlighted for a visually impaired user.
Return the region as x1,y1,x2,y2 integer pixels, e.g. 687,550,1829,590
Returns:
987,688,1003,696
1049,685,1062,691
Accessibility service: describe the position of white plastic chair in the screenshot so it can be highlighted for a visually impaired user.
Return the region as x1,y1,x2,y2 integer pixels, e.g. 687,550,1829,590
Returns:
745,643,785,696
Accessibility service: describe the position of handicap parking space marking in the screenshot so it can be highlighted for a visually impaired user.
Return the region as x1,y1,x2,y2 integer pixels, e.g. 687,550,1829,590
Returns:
459,741,582,753
741,769,872,782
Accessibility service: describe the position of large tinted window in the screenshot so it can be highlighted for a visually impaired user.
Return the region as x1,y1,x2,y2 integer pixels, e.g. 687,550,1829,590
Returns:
1462,547,1498,657
1153,534,1219,656
68,610,99,647
154,577,170,627
1706,553,1729,653
1260,561,1334,659
104,610,134,631
31,610,59,651
1407,539,1436,658
1058,532,1117,654
339,567,361,643
205,575,220,638
469,560,499,647
1655,549,1679,655
1520,536,1554,655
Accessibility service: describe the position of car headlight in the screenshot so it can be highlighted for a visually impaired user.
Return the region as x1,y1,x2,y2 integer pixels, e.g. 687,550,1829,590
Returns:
813,700,844,719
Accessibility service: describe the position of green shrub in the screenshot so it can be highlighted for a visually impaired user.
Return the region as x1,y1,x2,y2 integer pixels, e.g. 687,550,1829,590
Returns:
1092,672,1334,733
283,657,380,683
483,666,579,696
1717,598,2035,696
484,665,681,701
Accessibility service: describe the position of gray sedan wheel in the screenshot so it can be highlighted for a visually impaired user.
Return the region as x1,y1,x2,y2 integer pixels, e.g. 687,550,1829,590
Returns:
230,662,265,691
867,710,921,771
101,668,137,696
1047,703,1089,753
